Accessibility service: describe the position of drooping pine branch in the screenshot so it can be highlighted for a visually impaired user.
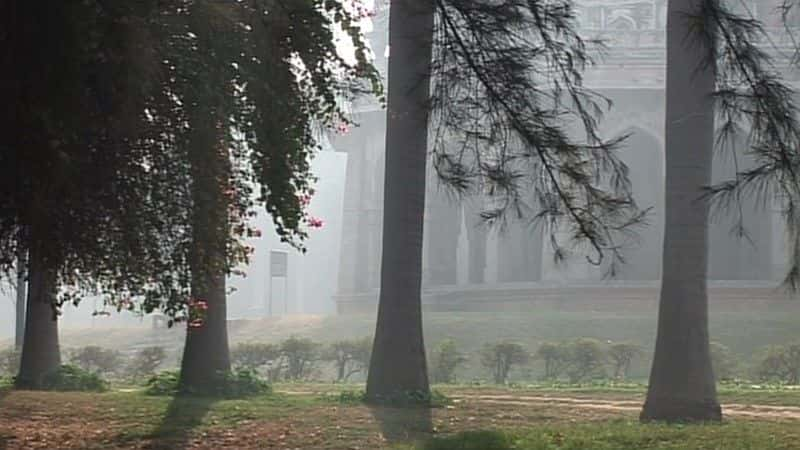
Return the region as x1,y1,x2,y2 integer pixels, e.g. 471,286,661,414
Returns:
430,0,646,274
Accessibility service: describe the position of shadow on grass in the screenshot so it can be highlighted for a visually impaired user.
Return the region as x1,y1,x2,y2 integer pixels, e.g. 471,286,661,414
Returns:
369,405,433,447
144,395,216,450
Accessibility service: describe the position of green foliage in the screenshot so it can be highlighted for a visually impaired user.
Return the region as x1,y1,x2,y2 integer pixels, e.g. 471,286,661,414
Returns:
146,369,271,398
67,346,123,376
280,337,320,381
480,342,529,384
710,341,739,381
0,347,20,377
607,343,644,380
754,343,800,384
231,342,283,381
211,369,272,399
41,365,108,392
534,342,571,380
421,430,512,450
126,346,167,381
430,339,467,384
145,370,181,396
418,422,799,450
565,338,607,383
322,337,371,382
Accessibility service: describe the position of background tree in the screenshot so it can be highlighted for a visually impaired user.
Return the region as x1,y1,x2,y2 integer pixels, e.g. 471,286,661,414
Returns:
366,0,437,403
645,0,800,421
368,0,645,405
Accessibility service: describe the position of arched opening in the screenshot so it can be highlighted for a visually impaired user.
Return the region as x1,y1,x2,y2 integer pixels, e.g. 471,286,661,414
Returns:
708,134,773,280
615,127,664,280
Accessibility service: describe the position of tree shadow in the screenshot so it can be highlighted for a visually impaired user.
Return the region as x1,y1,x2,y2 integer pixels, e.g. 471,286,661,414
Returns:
143,395,216,450
368,404,433,447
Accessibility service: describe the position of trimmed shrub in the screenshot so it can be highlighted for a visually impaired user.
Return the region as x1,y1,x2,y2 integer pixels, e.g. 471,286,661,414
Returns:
41,365,108,392
430,339,466,384
0,347,20,377
146,369,271,398
127,346,167,381
534,342,571,380
710,341,739,381
480,342,529,384
280,337,320,381
68,346,123,376
607,342,644,380
565,338,607,383
322,337,372,382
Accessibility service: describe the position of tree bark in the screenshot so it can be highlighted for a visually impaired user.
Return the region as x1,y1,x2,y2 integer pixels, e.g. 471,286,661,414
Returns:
15,239,60,389
366,0,435,403
640,0,721,422
179,113,231,392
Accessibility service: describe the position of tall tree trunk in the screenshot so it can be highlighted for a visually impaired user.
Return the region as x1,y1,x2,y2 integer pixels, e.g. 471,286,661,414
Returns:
179,114,231,392
14,240,27,351
366,0,435,402
641,0,721,422
15,237,60,389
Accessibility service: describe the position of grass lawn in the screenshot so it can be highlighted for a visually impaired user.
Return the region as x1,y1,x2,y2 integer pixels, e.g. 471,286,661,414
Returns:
0,383,798,449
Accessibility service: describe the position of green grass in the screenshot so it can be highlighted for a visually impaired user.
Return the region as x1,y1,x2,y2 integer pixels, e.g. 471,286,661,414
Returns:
419,423,800,450
0,385,798,449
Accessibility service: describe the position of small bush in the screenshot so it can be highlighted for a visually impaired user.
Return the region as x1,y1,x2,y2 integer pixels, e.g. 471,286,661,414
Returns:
607,342,644,380
145,370,180,396
68,346,123,376
710,341,739,381
565,338,607,383
322,337,372,382
430,339,466,384
534,342,571,380
755,343,800,384
145,369,271,398
127,346,167,381
480,342,529,384
231,342,284,381
41,365,108,392
280,337,320,381
213,369,272,398
0,347,20,377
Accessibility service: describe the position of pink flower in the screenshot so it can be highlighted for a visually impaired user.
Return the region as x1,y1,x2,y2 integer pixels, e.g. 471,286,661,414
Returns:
193,300,208,310
188,319,204,328
308,217,324,229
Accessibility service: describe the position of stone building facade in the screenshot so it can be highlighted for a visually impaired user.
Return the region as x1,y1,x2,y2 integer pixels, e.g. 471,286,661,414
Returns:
331,0,799,312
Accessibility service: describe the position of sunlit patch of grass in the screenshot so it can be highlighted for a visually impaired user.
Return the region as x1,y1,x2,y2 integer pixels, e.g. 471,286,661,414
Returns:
419,421,800,450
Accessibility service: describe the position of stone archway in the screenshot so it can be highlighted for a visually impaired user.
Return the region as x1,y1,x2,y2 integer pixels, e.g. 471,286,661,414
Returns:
708,134,773,280
614,126,664,280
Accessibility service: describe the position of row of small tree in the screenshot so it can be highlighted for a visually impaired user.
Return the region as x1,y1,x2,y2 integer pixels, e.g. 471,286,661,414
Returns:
429,339,800,386
0,346,166,382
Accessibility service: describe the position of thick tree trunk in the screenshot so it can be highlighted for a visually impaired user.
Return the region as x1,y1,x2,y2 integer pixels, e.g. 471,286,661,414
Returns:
640,0,721,422
366,0,435,403
179,114,231,393
15,241,60,389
